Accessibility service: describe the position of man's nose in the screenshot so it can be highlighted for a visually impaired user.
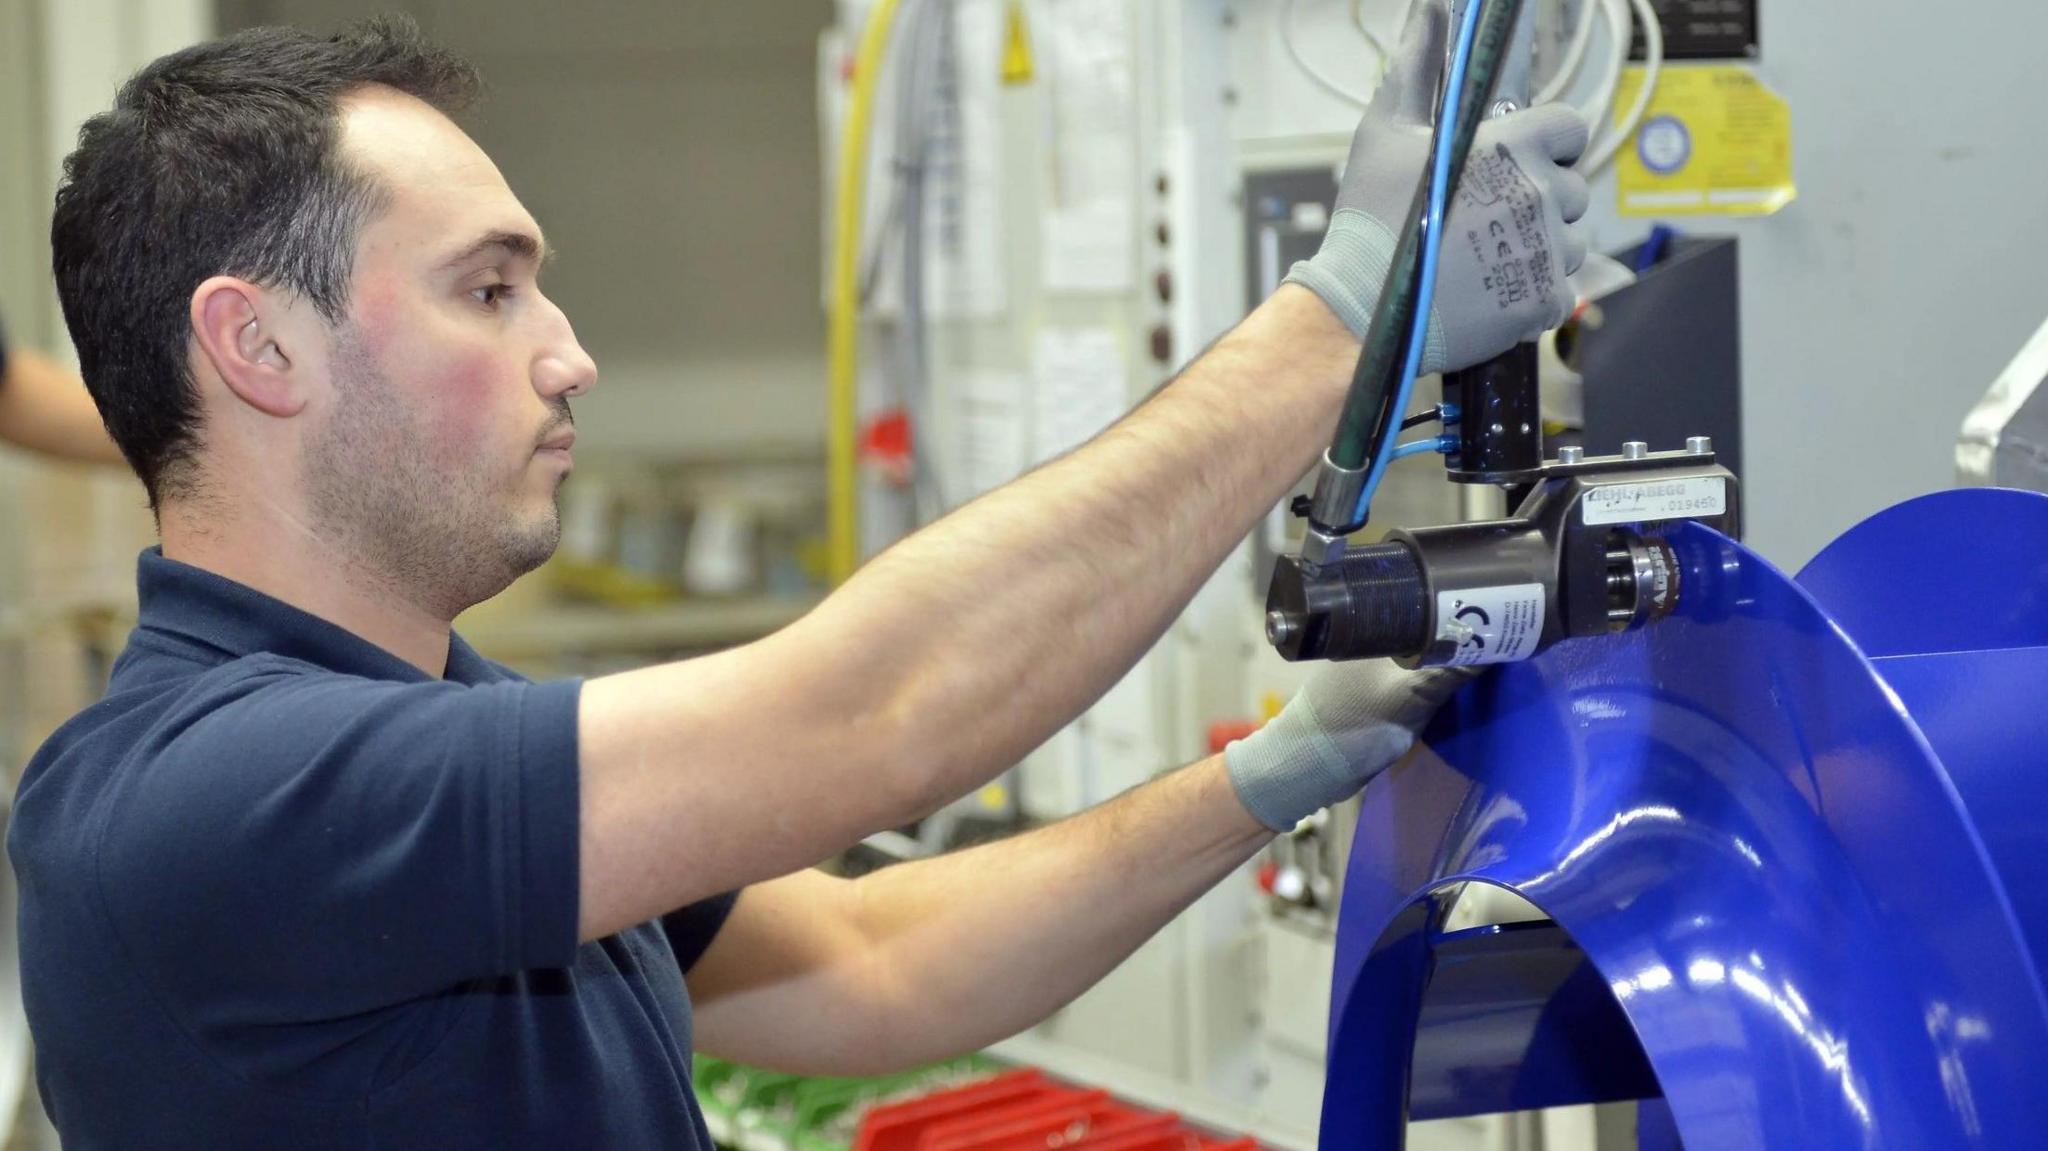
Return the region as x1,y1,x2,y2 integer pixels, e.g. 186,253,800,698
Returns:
534,296,598,398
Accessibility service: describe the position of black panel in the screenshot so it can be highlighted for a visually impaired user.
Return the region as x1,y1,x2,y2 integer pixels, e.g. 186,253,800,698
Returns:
1410,921,1665,1120
1630,0,1759,61
1577,236,1744,481
1241,167,1340,311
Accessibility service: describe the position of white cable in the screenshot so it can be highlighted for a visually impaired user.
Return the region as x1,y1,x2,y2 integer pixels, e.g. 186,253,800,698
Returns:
1351,0,1400,77
1350,0,1385,55
1574,0,1627,140
1581,0,1663,174
1281,0,1378,109
1534,0,1600,106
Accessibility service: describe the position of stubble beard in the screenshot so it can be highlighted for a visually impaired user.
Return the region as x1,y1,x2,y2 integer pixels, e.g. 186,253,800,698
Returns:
304,326,563,619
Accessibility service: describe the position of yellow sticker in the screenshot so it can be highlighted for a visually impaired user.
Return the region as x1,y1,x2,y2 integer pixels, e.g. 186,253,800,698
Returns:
1001,0,1034,86
1615,65,1796,217
978,783,1010,812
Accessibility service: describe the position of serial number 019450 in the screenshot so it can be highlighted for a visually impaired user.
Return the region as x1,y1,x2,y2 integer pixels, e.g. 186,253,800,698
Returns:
1581,477,1728,526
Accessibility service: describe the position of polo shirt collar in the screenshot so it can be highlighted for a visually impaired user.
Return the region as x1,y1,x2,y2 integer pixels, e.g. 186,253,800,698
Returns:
133,548,501,685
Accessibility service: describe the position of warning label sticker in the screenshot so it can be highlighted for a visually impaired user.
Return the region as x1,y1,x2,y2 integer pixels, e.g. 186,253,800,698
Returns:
1436,585,1547,668
1583,476,1728,526
1615,65,1795,218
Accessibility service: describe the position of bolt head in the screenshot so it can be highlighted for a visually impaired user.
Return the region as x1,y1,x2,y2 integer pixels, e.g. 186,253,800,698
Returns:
1622,441,1650,460
1301,528,1348,569
1687,436,1714,456
1266,611,1299,646
1557,446,1585,465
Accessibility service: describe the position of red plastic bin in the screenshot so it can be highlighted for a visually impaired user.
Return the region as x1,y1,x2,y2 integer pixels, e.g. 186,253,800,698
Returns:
855,1071,1058,1151
853,1067,1263,1151
922,1095,1168,1151
915,1089,1107,1151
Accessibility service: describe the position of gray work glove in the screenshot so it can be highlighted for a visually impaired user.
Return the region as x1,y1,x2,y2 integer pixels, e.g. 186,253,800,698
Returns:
1224,661,1477,832
1285,0,1591,374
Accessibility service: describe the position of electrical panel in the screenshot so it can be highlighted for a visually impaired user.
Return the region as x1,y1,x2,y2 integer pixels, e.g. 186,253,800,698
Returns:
1241,168,1338,308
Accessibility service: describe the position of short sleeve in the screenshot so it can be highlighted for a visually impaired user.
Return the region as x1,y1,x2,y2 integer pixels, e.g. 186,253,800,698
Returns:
660,891,742,974
96,665,584,1021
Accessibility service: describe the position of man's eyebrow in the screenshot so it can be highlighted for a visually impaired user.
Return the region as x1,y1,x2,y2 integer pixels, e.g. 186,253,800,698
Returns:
437,229,554,272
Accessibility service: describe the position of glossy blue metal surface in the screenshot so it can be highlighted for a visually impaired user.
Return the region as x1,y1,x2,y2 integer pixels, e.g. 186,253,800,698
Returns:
1873,647,2048,993
1797,488,2048,657
1320,489,2048,1149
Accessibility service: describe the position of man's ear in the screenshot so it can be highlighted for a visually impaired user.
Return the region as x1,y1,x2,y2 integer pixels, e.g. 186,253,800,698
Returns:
189,277,308,419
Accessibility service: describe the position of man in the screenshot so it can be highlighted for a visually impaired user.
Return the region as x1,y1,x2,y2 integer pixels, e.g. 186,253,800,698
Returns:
0,327,122,463
11,8,1588,1149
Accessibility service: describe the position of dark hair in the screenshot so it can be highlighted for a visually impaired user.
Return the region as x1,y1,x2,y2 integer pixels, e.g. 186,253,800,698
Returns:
49,15,482,509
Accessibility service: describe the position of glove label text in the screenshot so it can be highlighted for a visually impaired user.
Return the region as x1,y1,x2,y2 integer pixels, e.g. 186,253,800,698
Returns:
1458,145,1558,318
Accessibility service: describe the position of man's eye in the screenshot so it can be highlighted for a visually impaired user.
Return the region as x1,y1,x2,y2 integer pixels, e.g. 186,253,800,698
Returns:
471,283,514,308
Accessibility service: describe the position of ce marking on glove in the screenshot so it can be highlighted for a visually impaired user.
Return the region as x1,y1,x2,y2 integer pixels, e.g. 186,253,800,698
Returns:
1483,219,1515,262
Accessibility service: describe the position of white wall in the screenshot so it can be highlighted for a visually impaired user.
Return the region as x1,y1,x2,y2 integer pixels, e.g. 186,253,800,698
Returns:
1689,0,2048,566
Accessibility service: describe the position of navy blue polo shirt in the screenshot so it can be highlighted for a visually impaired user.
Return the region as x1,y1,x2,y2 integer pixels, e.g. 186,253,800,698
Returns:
9,549,739,1149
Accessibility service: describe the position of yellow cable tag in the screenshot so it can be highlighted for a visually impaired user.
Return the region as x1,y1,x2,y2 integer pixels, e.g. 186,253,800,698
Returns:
1001,0,1034,85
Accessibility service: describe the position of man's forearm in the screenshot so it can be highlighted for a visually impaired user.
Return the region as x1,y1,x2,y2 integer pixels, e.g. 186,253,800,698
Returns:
784,286,1355,812
842,757,1270,1068
579,289,1353,934
0,347,123,465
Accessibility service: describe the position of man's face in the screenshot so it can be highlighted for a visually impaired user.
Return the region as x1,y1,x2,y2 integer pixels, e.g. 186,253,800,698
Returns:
303,87,596,611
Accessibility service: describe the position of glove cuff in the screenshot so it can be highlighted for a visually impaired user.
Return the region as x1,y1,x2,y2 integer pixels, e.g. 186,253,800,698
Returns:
1223,698,1417,833
1282,209,1450,375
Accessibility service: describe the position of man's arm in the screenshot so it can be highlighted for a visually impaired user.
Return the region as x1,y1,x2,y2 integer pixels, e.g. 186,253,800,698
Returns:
575,288,1359,940
0,345,124,465
573,0,1589,940
687,755,1269,1076
681,654,1465,1074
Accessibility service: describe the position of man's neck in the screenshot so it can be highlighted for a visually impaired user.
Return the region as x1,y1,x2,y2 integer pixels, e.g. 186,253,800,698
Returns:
160,505,455,677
